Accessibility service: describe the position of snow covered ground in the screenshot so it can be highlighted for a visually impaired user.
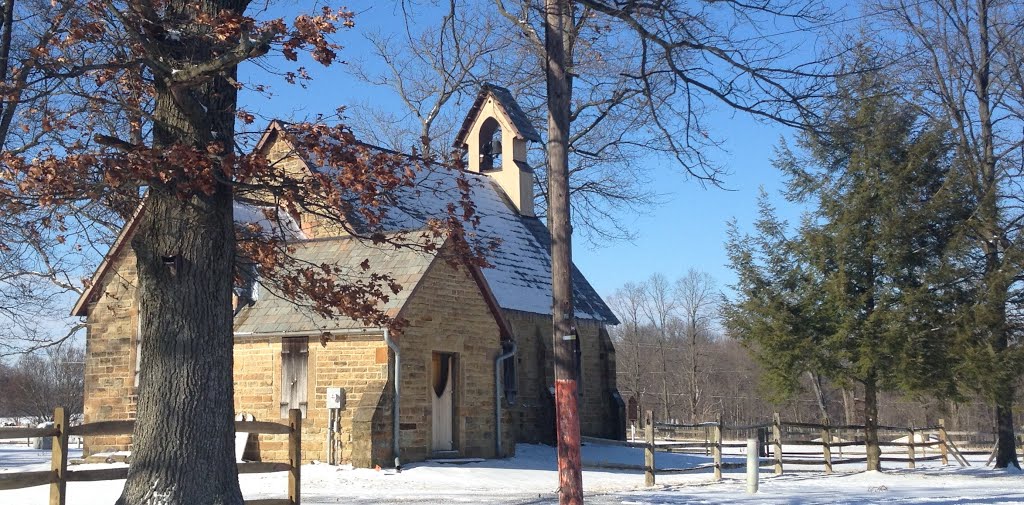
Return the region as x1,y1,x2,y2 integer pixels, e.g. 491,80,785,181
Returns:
2,441,1022,504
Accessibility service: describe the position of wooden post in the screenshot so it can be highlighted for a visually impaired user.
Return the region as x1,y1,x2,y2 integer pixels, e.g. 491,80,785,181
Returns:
289,409,302,505
713,414,722,481
49,407,68,505
644,410,655,486
821,423,832,475
772,412,783,476
938,419,948,466
907,427,916,469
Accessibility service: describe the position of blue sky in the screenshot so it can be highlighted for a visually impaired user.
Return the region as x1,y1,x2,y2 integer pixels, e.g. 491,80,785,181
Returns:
570,115,798,298
237,1,818,300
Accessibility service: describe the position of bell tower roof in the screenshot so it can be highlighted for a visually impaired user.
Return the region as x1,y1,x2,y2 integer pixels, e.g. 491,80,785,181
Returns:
454,83,541,148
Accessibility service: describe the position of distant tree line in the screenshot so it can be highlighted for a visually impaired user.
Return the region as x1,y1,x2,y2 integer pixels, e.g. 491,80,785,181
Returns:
610,270,1024,441
0,345,84,423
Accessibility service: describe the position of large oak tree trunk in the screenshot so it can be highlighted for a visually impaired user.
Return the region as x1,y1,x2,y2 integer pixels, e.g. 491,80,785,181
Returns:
117,0,245,502
120,187,240,505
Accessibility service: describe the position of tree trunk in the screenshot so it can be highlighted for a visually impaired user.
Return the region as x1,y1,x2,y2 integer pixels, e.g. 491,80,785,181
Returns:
117,0,244,502
807,371,831,425
863,375,881,472
972,0,1018,470
988,279,1018,468
120,187,240,505
841,388,855,425
545,0,582,503
0,0,17,146
660,373,671,422
689,322,699,424
994,383,1019,468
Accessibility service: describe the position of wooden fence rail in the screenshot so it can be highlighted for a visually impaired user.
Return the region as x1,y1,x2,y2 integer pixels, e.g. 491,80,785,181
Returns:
0,407,303,505
631,412,977,483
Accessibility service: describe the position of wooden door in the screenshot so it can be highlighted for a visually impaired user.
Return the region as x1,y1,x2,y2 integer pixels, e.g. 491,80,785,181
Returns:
432,352,454,452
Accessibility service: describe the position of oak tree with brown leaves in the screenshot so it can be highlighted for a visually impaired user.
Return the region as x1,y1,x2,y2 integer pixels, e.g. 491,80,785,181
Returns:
0,1,488,504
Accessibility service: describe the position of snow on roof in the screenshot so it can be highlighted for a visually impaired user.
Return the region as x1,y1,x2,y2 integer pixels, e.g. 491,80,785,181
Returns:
331,162,617,323
233,200,305,240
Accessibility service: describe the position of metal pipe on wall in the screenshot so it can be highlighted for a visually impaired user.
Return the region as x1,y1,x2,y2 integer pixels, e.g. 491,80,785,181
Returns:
494,341,516,457
383,328,401,471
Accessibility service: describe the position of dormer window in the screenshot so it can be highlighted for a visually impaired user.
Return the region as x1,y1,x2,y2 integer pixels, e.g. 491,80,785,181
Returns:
478,118,502,171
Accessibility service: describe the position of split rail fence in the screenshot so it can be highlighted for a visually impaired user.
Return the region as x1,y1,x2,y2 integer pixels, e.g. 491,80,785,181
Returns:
0,407,303,505
588,410,974,486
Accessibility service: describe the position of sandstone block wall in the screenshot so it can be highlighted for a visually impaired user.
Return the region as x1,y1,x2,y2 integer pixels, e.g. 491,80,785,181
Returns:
505,311,623,443
232,334,389,465
396,259,503,462
82,246,138,456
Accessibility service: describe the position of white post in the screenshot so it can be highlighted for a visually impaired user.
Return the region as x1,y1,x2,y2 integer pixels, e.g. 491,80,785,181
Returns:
747,438,759,494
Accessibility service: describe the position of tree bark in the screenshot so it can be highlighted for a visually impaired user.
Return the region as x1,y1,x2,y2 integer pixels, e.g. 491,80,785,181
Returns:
117,0,245,502
807,371,830,425
995,387,1018,468
545,0,582,503
840,388,853,426
0,0,16,147
863,374,881,472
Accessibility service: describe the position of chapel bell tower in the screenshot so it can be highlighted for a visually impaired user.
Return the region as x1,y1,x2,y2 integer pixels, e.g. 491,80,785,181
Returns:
454,84,541,217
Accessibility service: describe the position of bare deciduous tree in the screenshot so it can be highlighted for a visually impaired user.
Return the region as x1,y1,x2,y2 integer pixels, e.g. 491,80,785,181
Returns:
355,0,670,243
607,281,652,410
639,273,679,420
0,345,84,422
675,268,716,423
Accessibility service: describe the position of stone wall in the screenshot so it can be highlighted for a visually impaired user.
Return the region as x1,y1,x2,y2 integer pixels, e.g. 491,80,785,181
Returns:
232,334,389,465
262,132,347,239
231,257,505,466
81,245,138,456
505,311,624,444
395,259,504,462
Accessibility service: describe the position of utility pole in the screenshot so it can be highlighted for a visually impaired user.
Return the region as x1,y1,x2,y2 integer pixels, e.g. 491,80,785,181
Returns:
545,0,582,503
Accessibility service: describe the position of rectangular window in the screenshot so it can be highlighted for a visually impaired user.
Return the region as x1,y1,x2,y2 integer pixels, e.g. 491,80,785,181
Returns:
280,337,309,418
502,353,518,405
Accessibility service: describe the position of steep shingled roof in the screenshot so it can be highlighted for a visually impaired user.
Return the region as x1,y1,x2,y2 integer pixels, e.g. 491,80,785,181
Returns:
233,236,435,335
320,160,618,324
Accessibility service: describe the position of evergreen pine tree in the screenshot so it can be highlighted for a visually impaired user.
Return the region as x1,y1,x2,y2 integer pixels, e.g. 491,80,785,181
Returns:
724,60,973,471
